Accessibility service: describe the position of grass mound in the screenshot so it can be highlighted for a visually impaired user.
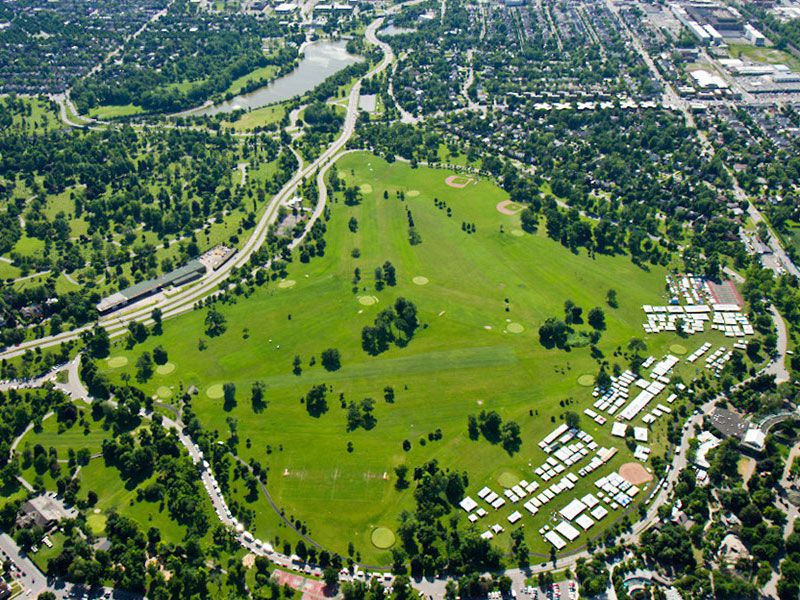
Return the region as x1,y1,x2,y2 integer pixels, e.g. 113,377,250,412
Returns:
86,512,107,535
156,362,175,375
497,471,519,488
670,344,688,355
107,356,128,368
206,384,224,399
577,374,595,387
371,527,396,549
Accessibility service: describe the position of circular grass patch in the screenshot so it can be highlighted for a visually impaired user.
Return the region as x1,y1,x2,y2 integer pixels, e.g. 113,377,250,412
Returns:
371,527,396,549
510,229,524,237
412,276,429,286
360,183,373,193
86,512,107,535
358,295,378,306
156,362,175,375
497,471,519,488
577,374,595,387
157,386,172,399
406,190,420,197
278,279,296,289
206,384,225,399
107,356,128,369
506,322,524,334
670,344,688,355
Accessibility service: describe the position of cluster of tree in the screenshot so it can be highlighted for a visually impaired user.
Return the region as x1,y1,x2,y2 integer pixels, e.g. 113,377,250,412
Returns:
205,307,227,337
361,298,419,355
743,6,800,55
302,102,345,135
353,121,442,165
374,261,397,290
539,304,605,350
393,459,502,577
346,398,377,431
779,519,800,599
574,558,610,597
444,104,736,270
743,264,800,378
467,410,522,454
304,383,329,417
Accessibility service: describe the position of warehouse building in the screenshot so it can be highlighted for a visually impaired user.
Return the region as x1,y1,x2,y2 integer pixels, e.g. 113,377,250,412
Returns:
96,260,206,314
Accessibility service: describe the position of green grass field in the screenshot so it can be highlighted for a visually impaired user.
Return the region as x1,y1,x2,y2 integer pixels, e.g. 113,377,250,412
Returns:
74,459,203,543
19,409,117,491
224,103,287,131
728,43,800,71
21,411,109,456
17,409,217,545
99,152,718,564
87,104,145,120
30,531,66,573
8,97,60,133
226,65,280,96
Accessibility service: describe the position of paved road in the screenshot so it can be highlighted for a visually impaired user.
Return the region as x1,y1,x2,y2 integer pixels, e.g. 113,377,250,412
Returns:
0,532,49,597
767,305,791,384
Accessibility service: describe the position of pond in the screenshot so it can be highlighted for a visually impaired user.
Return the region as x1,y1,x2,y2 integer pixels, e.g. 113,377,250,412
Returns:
186,39,361,117
378,24,416,36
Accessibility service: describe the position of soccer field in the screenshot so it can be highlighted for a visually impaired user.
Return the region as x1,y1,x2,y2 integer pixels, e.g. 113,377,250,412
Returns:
100,152,713,564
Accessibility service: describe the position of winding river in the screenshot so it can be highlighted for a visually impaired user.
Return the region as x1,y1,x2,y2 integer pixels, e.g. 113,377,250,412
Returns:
185,39,362,117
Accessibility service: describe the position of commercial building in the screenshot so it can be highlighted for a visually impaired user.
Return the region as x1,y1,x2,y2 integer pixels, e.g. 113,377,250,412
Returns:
744,23,766,46
16,495,74,531
743,428,766,452
690,69,728,89
96,259,206,314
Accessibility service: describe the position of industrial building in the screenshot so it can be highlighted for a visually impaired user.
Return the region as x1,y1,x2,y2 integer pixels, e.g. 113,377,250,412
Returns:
671,1,766,47
96,259,206,314
685,2,743,36
744,23,766,46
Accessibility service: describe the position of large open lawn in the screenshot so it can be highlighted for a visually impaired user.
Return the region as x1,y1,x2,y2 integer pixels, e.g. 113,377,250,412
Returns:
87,104,146,120
223,103,287,131
100,152,719,564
